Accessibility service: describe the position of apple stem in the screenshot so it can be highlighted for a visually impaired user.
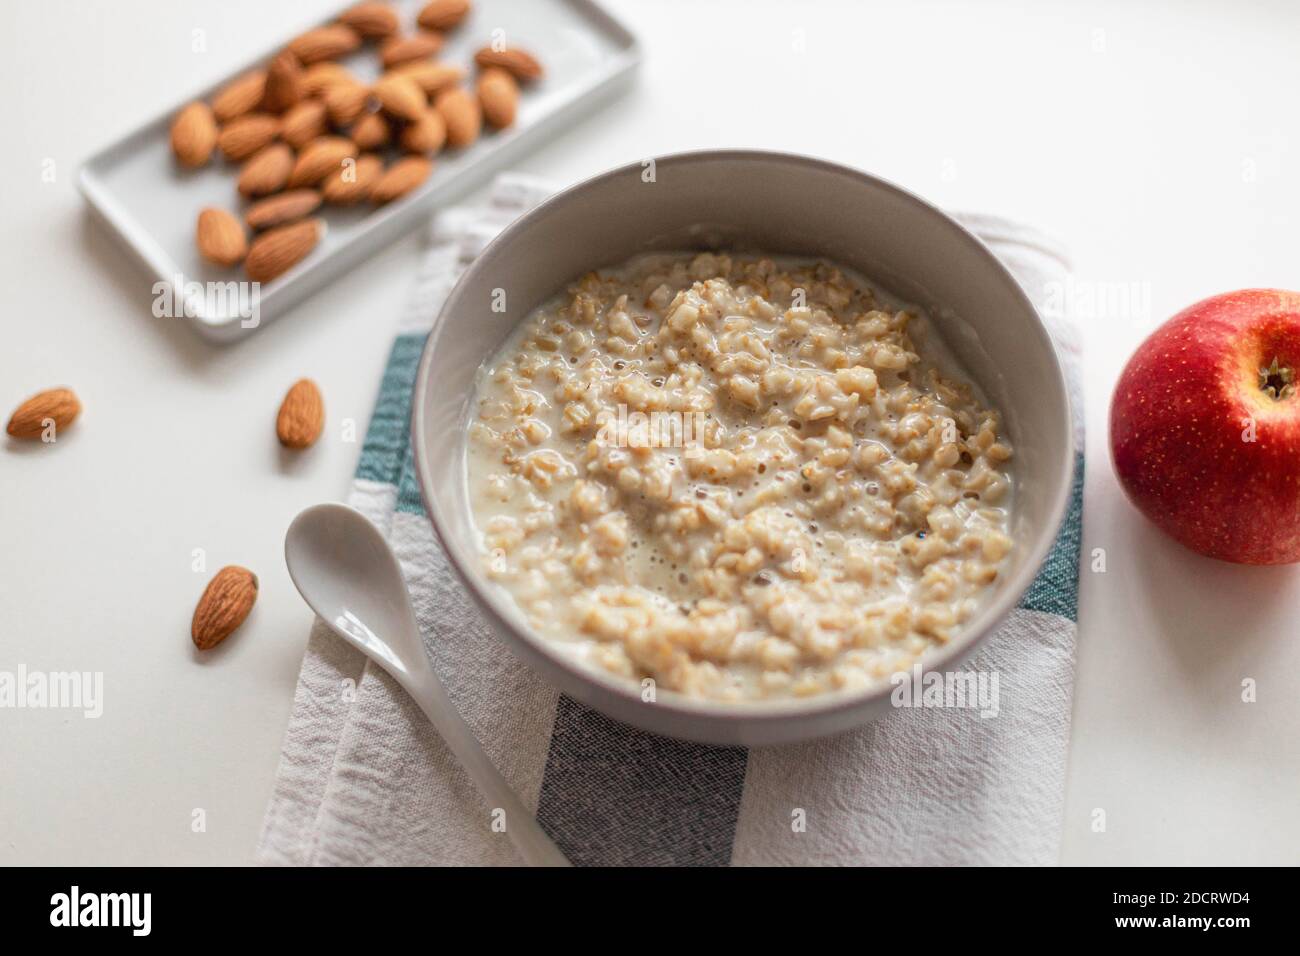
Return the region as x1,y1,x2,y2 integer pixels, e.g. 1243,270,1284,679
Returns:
1259,356,1295,400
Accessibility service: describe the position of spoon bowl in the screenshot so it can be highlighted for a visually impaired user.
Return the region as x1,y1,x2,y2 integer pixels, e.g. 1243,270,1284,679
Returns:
285,503,422,679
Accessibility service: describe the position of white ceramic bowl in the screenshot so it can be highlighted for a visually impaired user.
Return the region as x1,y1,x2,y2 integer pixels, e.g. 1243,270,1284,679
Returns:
412,150,1072,745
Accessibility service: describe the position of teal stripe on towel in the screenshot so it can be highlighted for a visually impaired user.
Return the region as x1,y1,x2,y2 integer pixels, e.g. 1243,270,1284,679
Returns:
1018,453,1085,621
396,444,427,516
356,333,428,488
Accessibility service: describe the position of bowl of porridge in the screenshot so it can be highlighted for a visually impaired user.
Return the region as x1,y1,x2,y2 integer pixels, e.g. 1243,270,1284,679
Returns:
412,150,1072,745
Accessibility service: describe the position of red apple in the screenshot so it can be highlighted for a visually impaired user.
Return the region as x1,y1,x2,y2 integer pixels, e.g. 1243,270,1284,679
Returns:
1110,289,1300,564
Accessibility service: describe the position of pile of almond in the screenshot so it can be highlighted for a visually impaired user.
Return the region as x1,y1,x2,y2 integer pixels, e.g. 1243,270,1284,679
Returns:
172,0,542,283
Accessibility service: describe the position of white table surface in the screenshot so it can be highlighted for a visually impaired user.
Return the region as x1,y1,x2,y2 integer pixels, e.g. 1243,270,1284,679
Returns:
3,0,1297,866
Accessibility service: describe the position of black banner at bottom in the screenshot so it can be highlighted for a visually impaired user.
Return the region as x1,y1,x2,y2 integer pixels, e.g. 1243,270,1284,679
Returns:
0,866,1273,940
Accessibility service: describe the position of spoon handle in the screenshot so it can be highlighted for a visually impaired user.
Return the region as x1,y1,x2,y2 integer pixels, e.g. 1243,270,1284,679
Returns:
400,666,571,867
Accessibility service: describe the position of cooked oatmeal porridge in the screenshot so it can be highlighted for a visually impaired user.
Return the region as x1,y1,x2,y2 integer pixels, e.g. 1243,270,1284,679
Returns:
466,252,1014,702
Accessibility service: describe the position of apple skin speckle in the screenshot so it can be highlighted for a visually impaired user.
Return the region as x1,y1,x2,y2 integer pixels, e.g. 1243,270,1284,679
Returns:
1110,288,1300,564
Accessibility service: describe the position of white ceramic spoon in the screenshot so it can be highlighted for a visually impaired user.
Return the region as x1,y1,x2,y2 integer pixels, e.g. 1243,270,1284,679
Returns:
284,502,570,867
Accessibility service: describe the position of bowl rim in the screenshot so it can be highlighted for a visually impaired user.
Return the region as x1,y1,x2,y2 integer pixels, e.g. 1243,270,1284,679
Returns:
411,148,1074,725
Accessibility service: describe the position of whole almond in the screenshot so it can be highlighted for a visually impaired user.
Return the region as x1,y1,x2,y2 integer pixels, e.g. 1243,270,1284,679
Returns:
6,388,81,440
370,156,433,204
282,99,328,148
380,32,444,69
196,207,248,266
394,60,464,95
276,378,325,449
399,109,446,153
351,112,391,150
373,73,427,121
302,61,356,96
418,0,471,31
191,566,258,650
473,46,543,83
212,70,267,122
261,50,304,112
217,113,281,161
288,24,362,64
288,136,358,187
339,2,400,39
434,87,480,148
170,102,218,167
321,153,382,204
237,143,294,198
325,82,372,125
245,218,322,282
477,67,518,129
245,189,322,230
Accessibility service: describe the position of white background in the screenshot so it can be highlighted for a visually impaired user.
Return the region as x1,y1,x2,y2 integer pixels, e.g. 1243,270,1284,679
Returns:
2,0,1297,865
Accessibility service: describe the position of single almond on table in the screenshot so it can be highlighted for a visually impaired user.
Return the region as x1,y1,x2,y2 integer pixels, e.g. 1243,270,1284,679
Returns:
477,67,518,129
288,136,358,187
6,388,81,440
434,87,480,148
288,24,362,64
339,1,400,39
302,61,356,96
196,207,248,266
473,46,543,83
321,153,382,204
261,50,304,112
192,566,258,651
418,0,471,31
217,113,281,161
351,111,391,150
245,218,323,282
245,189,322,230
380,32,444,69
276,378,326,449
237,142,294,198
370,156,433,204
373,73,427,121
170,102,218,167
394,60,464,95
324,81,372,126
399,109,446,153
282,99,328,148
212,70,267,122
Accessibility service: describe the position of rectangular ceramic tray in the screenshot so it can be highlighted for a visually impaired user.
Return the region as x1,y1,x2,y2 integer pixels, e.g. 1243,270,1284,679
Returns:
79,0,639,342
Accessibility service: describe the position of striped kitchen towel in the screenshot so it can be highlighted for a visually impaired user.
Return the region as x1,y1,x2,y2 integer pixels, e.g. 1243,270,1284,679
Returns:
257,174,1084,867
